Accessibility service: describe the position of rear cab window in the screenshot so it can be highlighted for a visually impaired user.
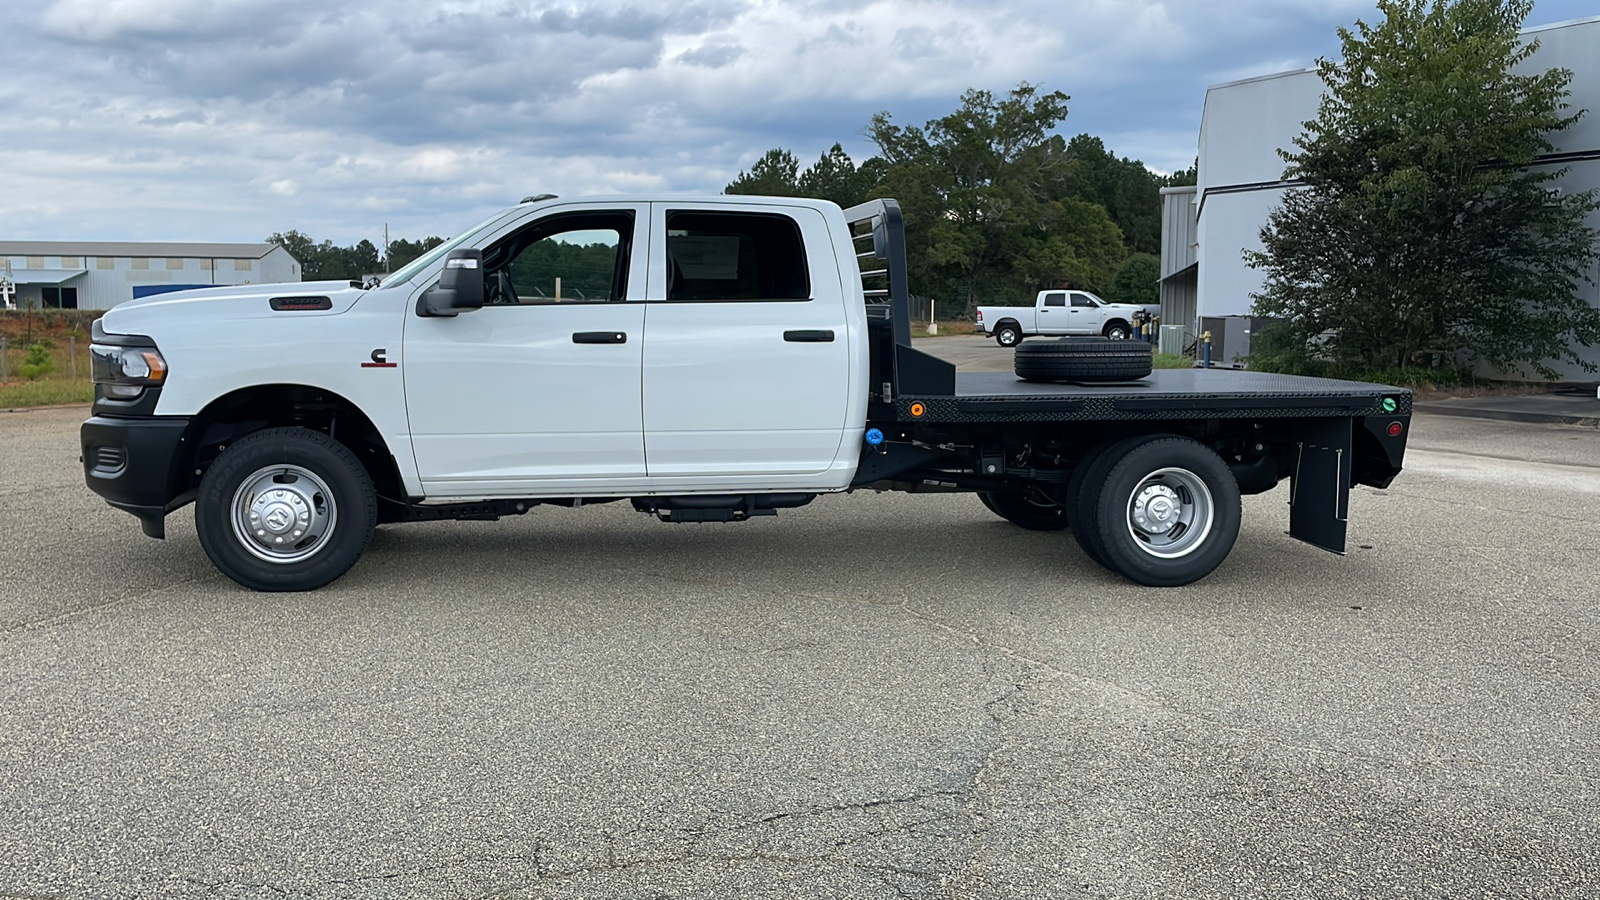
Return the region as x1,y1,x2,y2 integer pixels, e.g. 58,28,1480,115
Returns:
663,211,810,302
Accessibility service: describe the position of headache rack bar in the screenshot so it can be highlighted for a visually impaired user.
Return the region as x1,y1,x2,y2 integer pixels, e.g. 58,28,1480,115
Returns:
842,199,955,403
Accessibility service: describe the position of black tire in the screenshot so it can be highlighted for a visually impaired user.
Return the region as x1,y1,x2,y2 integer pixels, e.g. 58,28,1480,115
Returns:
195,427,377,592
1103,320,1132,340
1068,436,1149,570
995,323,1023,347
1015,337,1153,383
979,489,1069,531
1089,436,1242,587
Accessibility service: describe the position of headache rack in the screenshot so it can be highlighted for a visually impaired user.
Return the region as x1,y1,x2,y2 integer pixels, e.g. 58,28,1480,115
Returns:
842,199,956,415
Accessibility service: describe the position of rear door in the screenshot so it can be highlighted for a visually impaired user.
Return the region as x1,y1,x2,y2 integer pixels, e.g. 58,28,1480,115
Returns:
1036,291,1069,334
640,202,851,478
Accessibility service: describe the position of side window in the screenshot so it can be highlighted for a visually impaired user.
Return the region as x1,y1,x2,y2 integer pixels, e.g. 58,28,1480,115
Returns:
663,211,809,302
1043,292,1067,307
482,211,632,305
1070,293,1097,308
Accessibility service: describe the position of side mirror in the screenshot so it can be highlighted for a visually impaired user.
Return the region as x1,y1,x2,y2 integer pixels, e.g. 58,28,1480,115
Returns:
417,249,486,317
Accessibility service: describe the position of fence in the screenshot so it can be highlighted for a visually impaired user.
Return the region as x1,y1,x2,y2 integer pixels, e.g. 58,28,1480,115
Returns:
0,310,103,386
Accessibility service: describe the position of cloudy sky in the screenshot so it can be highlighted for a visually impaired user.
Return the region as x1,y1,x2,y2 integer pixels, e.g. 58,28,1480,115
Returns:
3,0,1593,247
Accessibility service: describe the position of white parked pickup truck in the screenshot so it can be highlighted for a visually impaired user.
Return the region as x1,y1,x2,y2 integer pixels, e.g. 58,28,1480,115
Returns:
82,196,1411,592
976,290,1156,346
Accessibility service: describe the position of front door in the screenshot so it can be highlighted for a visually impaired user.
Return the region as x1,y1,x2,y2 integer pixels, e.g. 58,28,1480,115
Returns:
640,202,851,478
1066,291,1100,334
403,204,649,495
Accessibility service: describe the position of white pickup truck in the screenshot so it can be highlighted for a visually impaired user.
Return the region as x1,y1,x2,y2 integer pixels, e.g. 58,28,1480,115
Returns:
976,290,1156,346
82,196,1411,592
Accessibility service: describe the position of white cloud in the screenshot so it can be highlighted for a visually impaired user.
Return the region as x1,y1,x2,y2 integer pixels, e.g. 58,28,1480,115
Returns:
4,0,1467,244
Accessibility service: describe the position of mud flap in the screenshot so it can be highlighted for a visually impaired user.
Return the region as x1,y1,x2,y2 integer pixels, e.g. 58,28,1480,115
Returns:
1288,417,1351,554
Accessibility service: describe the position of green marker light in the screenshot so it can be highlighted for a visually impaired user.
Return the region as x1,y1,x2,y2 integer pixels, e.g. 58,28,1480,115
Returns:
1382,398,1397,413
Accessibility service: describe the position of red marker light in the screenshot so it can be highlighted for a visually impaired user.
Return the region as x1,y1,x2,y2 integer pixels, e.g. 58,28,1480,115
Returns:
1387,422,1404,437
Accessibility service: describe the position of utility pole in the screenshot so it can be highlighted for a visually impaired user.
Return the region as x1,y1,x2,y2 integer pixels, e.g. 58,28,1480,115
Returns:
384,224,390,273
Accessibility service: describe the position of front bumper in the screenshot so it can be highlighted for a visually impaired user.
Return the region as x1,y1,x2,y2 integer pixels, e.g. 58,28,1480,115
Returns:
81,415,194,538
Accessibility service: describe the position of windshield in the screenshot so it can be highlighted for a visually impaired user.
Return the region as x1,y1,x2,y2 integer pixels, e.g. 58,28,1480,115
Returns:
377,209,513,288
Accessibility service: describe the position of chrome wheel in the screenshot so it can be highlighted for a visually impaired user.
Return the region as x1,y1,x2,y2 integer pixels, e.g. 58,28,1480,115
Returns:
1124,466,1213,559
997,327,1020,347
230,464,338,564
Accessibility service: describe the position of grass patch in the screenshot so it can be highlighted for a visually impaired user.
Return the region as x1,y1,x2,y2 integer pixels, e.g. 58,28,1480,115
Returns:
0,380,95,408
1152,352,1192,369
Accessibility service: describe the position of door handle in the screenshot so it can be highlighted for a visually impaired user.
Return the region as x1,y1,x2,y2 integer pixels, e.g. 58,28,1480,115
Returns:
573,332,627,344
784,330,835,342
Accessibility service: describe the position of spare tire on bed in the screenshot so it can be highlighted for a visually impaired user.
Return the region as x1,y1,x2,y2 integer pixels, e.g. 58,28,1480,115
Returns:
1014,337,1154,383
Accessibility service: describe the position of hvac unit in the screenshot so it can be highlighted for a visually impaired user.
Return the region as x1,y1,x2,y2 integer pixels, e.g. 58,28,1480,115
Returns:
1158,324,1186,357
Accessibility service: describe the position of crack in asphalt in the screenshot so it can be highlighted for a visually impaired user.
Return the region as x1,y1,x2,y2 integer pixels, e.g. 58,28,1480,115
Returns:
0,573,205,635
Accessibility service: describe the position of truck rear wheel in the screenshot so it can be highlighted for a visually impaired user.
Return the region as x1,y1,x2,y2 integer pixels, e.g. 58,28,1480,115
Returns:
995,323,1023,347
1067,436,1146,569
1014,338,1152,383
195,427,377,592
1086,436,1241,587
978,490,1069,531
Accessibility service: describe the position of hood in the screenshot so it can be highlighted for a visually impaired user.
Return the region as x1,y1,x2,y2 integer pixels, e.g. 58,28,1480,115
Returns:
100,281,368,336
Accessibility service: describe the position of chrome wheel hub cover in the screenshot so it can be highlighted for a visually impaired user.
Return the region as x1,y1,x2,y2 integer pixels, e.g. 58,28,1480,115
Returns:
1124,466,1215,559
230,465,337,564
1132,484,1181,534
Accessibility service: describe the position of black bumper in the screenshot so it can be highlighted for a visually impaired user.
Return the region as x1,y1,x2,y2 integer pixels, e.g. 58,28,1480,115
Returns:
81,415,194,538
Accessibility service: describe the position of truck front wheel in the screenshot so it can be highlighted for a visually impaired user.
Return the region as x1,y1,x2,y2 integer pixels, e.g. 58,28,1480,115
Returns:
978,490,1069,531
1085,436,1241,587
195,427,377,592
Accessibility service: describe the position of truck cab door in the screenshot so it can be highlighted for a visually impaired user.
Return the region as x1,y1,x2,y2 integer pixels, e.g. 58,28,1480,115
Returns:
1068,292,1099,334
1038,291,1069,334
640,202,852,482
401,203,649,496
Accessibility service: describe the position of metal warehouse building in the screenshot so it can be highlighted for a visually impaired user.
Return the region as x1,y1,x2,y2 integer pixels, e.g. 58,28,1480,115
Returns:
0,242,301,311
1165,15,1600,378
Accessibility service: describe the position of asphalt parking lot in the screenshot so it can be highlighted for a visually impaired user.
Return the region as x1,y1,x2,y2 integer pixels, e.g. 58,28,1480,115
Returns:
2,399,1597,899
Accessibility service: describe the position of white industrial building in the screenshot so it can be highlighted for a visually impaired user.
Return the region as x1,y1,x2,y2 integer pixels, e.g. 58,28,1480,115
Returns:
1166,15,1600,377
0,242,301,311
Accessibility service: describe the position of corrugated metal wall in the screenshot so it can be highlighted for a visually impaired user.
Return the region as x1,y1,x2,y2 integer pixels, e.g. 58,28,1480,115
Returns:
2,251,302,310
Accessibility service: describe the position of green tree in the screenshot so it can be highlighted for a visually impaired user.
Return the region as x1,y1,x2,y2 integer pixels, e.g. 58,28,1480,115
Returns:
796,143,884,208
726,144,885,209
386,237,445,272
1161,162,1197,188
351,239,381,277
1060,135,1166,255
867,82,1126,312
1107,253,1161,307
1248,0,1600,377
725,149,802,196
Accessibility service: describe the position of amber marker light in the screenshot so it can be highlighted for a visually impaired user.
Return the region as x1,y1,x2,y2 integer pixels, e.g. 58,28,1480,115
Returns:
910,402,926,418
142,352,168,382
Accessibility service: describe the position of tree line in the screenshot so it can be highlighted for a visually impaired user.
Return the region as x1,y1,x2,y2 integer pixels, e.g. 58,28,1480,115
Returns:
726,85,1193,313
265,231,446,282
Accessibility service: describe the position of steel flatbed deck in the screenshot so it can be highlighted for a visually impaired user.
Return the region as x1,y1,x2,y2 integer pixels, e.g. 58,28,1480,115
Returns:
895,369,1412,423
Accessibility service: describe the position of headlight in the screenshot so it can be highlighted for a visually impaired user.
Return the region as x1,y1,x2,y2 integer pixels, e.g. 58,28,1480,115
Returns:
91,344,168,399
